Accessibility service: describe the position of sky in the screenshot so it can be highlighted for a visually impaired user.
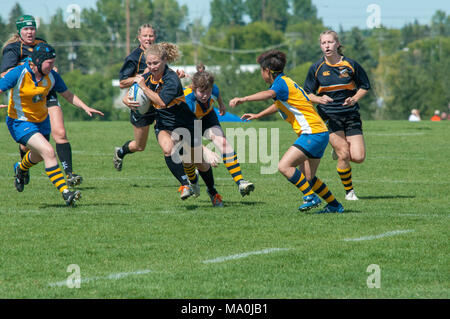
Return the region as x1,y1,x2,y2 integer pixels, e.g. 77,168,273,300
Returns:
0,0,448,31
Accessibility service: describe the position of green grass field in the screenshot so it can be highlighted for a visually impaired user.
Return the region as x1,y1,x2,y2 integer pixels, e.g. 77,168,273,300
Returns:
0,119,448,299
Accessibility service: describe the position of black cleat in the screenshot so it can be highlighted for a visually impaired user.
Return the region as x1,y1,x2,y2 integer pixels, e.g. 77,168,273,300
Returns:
62,189,81,206
67,173,83,187
13,162,25,192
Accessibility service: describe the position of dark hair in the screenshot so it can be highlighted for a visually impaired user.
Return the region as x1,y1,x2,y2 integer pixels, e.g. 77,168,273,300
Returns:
196,62,205,72
256,50,286,76
191,71,214,91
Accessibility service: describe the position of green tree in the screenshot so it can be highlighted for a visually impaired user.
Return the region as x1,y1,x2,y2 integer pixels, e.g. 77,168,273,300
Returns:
289,0,319,23
209,0,246,29
245,0,290,31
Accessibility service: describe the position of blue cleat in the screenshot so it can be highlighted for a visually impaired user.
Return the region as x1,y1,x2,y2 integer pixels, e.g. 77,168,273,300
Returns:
298,193,321,211
317,203,344,214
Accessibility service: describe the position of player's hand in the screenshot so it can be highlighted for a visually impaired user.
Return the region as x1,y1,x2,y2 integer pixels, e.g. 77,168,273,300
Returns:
134,75,145,88
122,95,139,111
219,105,226,116
176,69,187,79
84,106,104,117
229,97,244,108
0,104,8,109
241,113,258,121
343,96,357,106
317,95,333,104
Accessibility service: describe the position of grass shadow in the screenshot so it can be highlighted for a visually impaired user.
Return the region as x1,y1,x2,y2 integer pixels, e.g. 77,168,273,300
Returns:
39,202,129,209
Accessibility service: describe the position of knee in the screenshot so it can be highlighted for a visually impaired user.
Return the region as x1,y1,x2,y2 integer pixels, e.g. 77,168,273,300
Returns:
51,127,67,142
351,153,366,164
41,145,56,160
278,162,289,177
336,148,351,162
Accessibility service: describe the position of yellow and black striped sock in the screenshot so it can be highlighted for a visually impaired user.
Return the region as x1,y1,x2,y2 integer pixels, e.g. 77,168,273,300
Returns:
183,163,198,184
310,176,339,206
45,165,68,193
20,151,36,171
288,168,314,196
337,167,353,193
223,152,243,185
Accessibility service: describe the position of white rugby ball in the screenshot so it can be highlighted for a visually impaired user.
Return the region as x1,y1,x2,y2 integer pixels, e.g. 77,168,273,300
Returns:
128,83,151,114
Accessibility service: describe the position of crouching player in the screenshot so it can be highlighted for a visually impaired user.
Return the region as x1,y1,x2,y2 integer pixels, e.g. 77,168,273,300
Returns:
229,50,344,213
0,43,104,206
183,70,254,204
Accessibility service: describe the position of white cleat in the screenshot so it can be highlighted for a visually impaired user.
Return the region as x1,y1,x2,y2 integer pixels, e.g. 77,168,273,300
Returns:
238,180,255,197
345,189,359,201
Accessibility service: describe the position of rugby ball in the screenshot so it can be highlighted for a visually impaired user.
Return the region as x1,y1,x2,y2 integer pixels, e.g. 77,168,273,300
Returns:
128,83,151,114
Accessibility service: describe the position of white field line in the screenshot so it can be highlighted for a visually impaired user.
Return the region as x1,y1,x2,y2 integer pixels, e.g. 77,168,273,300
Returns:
367,132,425,136
48,269,152,287
203,248,291,264
343,230,414,242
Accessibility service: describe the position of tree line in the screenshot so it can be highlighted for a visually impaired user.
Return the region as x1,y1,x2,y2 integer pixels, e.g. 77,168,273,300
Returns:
1,0,449,121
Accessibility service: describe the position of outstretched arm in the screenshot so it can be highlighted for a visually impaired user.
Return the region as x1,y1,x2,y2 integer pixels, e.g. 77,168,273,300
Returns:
241,104,278,121
229,90,276,108
59,90,104,117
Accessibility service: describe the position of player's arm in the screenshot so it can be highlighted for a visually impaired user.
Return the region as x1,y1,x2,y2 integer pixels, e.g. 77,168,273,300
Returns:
307,93,333,105
241,104,278,121
119,77,137,89
59,90,104,117
229,89,276,108
342,88,368,106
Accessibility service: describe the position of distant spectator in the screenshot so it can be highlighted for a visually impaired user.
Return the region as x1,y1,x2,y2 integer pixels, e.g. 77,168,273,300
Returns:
408,109,421,122
430,110,441,121
440,112,447,121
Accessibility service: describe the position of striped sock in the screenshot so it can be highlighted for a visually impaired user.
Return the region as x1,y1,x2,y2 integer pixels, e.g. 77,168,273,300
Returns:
222,152,243,185
337,167,353,193
183,163,198,184
45,165,68,193
288,168,314,196
20,151,36,171
310,176,340,206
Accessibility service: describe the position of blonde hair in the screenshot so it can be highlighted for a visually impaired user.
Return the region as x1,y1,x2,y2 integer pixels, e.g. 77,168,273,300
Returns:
2,34,20,49
145,42,180,63
319,30,344,55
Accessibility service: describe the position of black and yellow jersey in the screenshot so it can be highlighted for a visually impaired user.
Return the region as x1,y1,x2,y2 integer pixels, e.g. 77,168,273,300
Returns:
119,47,147,81
144,66,196,128
0,37,47,73
304,56,370,115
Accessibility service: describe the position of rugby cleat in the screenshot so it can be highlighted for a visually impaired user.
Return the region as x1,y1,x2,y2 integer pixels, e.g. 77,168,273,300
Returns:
23,169,30,185
178,185,194,200
345,189,359,201
317,203,344,214
62,189,81,206
207,190,224,207
67,173,83,187
298,193,322,211
238,180,255,197
13,162,25,192
191,182,200,198
113,147,123,171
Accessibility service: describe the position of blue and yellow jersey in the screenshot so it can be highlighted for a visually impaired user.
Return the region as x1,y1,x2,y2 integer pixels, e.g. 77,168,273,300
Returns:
270,73,328,136
0,61,67,123
184,84,220,119
303,56,370,115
